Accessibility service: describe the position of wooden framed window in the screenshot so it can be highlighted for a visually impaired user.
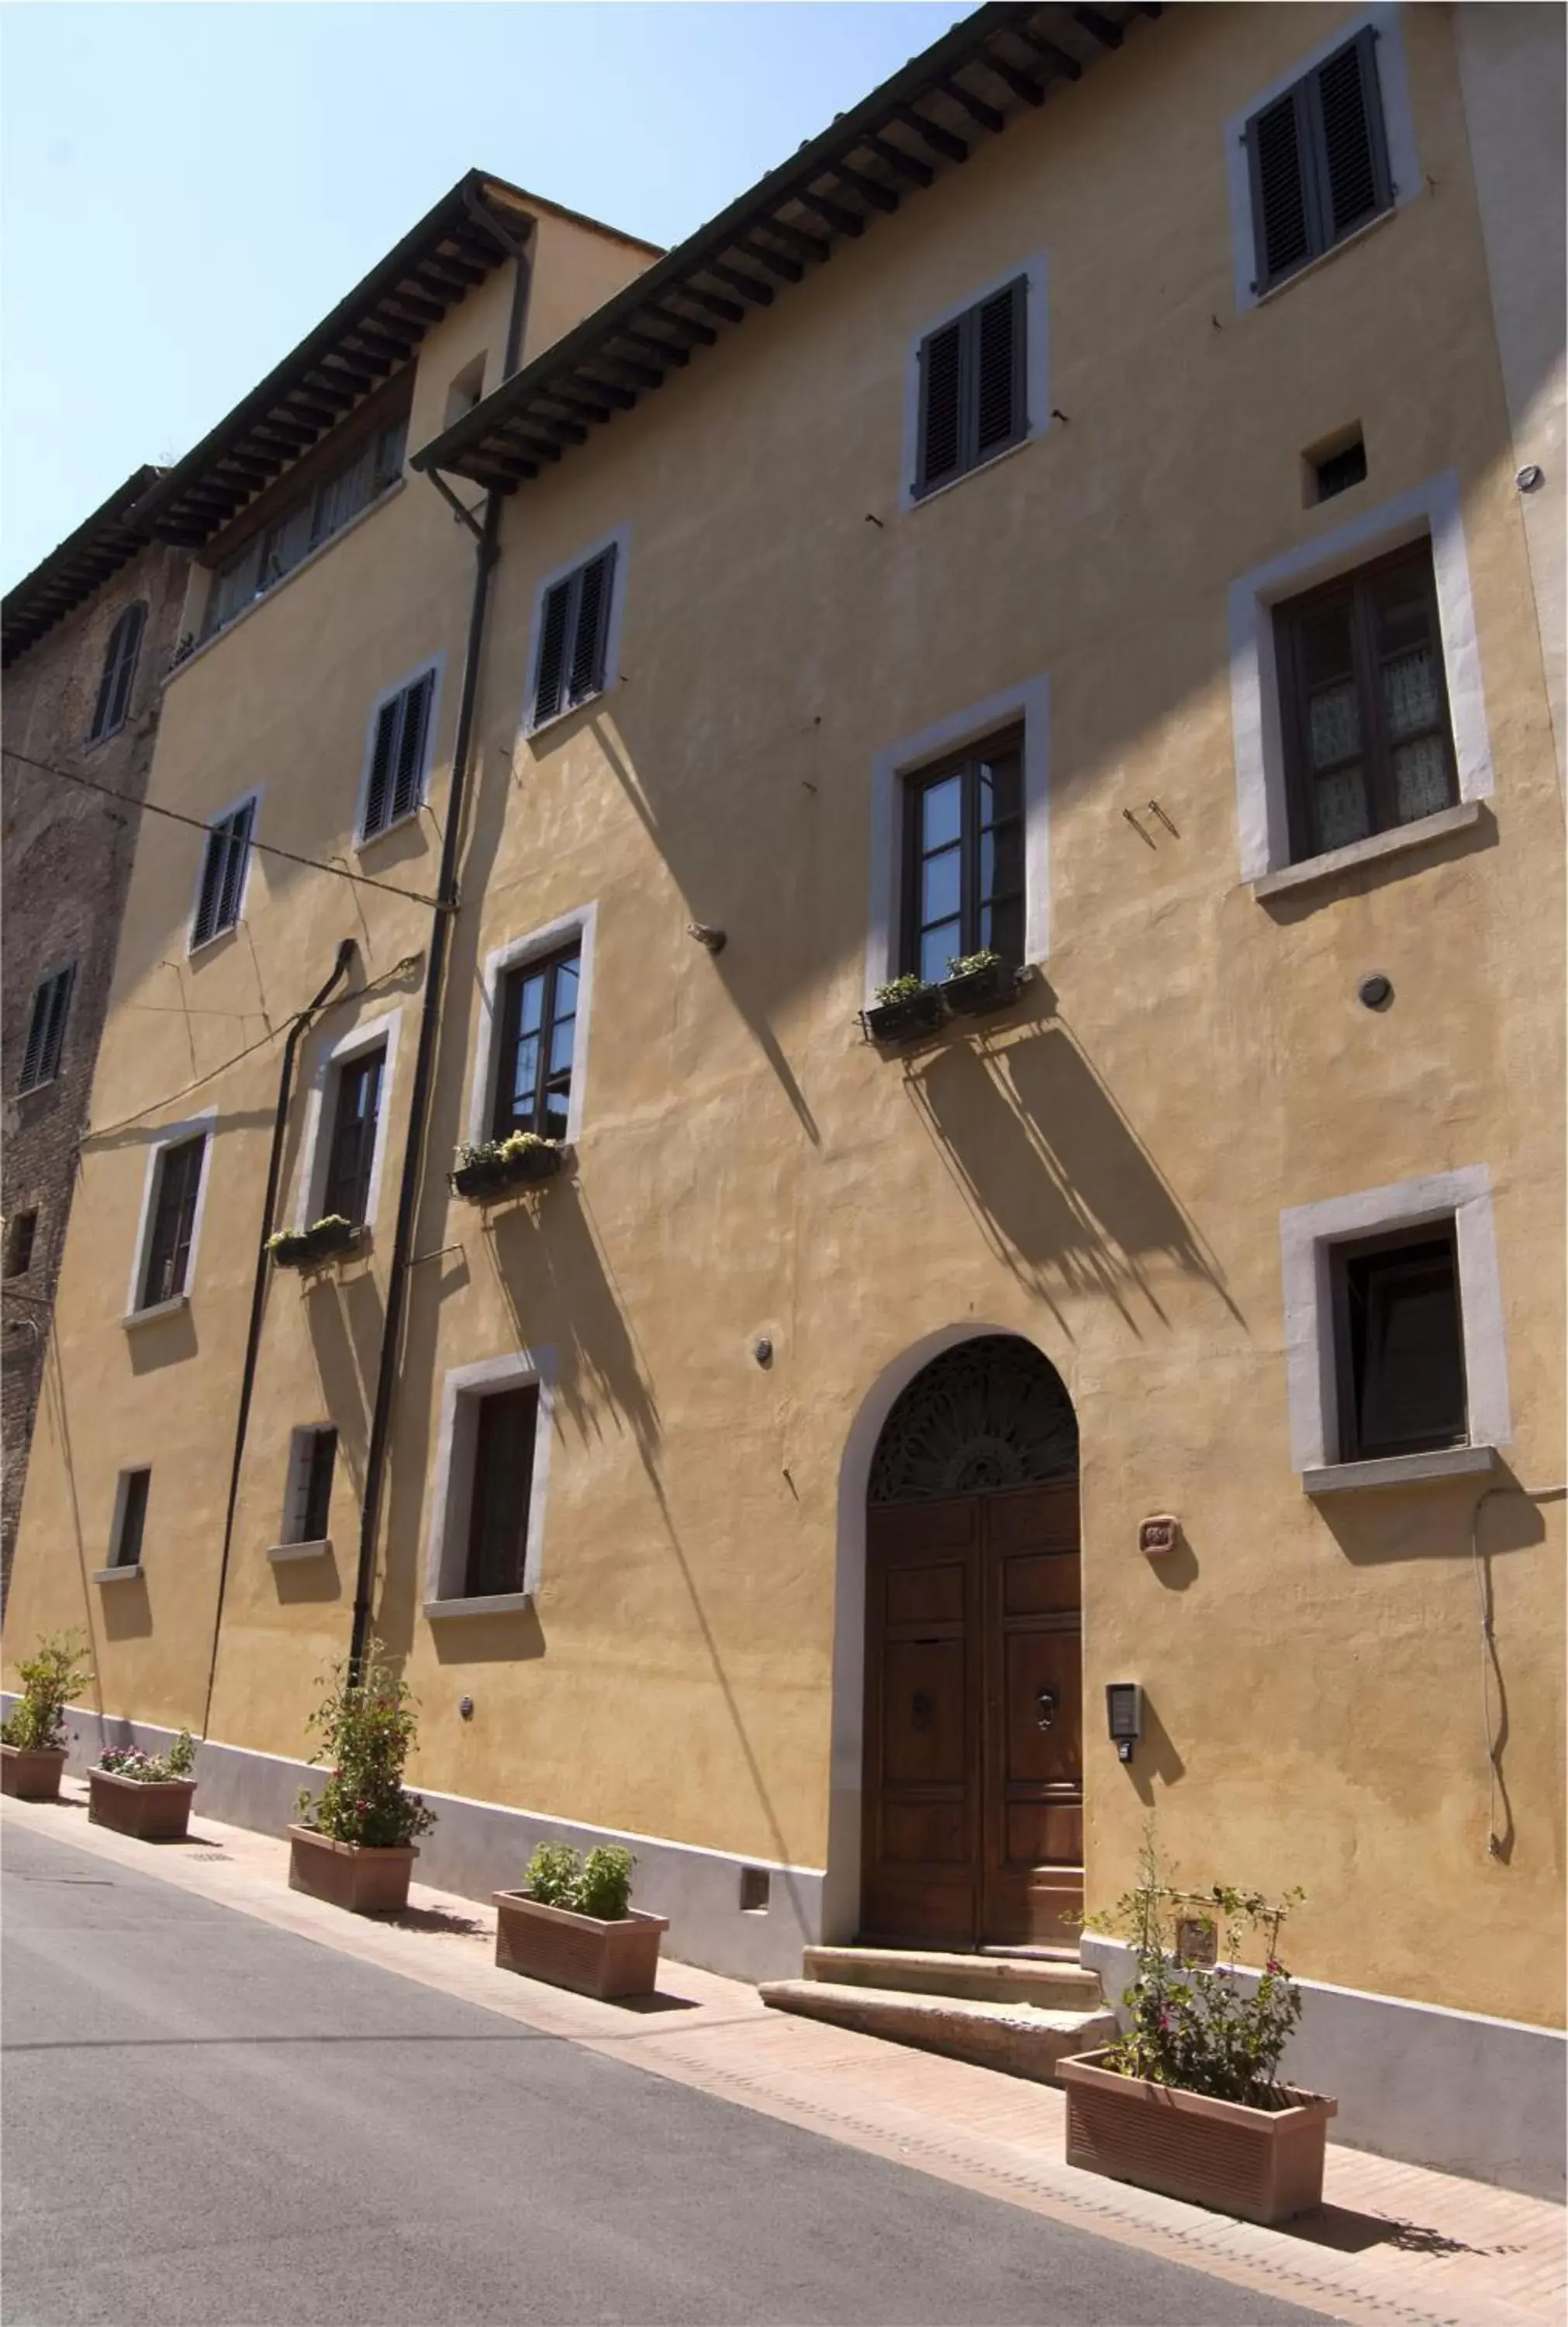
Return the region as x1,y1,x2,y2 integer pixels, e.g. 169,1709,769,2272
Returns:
465,1385,539,1598
321,1048,384,1226
191,797,257,949
112,1468,150,1569
285,1426,337,1546
1332,1224,1467,1462
202,415,407,642
900,728,1024,984
1245,28,1392,295
492,943,579,1143
530,545,617,729
90,603,147,742
140,1135,206,1309
914,277,1027,500
18,963,74,1093
1275,542,1456,863
361,670,434,841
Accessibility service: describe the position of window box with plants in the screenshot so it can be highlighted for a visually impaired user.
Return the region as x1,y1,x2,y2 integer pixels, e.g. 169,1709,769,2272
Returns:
88,1731,199,1841
1060,1831,1335,2225
939,949,1017,1018
288,1645,434,1916
268,1215,362,1271
1,1633,90,1801
495,1842,668,1999
863,974,945,1046
449,1132,564,1202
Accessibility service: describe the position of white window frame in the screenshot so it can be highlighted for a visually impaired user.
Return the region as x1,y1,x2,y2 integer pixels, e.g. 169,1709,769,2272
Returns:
898,251,1050,514
123,1110,216,1323
1280,1165,1511,1491
423,1347,556,1616
353,653,444,848
520,524,630,742
1224,4,1421,314
290,1008,400,1235
187,785,261,956
1229,471,1493,887
865,675,1051,1003
465,903,599,1152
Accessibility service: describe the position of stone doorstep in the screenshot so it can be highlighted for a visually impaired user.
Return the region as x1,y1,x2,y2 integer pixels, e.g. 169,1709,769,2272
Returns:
803,1943,1105,2009
762,1977,1117,2083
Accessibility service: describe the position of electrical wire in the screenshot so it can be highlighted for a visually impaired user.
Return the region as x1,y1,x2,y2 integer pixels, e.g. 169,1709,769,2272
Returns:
1470,1478,1567,1857
2,745,451,911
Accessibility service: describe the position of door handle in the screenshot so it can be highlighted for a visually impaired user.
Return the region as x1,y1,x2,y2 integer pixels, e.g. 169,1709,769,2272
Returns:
1036,1686,1059,1731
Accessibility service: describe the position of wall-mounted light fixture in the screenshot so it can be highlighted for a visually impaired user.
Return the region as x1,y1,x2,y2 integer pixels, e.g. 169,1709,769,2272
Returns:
1106,1682,1143,1763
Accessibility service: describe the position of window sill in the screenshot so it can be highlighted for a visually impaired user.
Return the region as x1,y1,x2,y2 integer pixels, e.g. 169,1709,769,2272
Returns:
166,479,407,688
1250,203,1397,310
187,921,243,962
355,806,427,856
904,428,1041,515
1304,1444,1499,1496
1252,802,1481,900
525,683,612,748
93,1564,143,1584
268,1539,332,1565
424,1592,532,1620
121,1294,190,1329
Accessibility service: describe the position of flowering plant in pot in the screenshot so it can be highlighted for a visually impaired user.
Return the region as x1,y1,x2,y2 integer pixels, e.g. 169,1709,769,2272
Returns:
449,1130,564,1202
940,948,1014,1016
2,1631,91,1800
494,1841,669,1999
89,1729,199,1841
1062,1825,1333,2224
864,973,944,1046
268,1215,361,1270
288,1644,434,1915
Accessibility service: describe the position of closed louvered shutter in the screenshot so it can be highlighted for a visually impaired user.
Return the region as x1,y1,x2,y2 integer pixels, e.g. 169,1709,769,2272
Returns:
192,800,255,948
390,672,433,822
568,545,616,707
915,280,1026,497
1250,88,1311,289
533,579,572,727
19,966,73,1093
362,697,399,837
917,319,964,494
90,604,147,742
1311,31,1388,242
1247,30,1390,292
974,282,1025,459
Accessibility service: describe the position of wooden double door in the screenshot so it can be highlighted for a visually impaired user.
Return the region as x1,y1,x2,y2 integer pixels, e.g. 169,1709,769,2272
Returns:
861,1479,1083,1949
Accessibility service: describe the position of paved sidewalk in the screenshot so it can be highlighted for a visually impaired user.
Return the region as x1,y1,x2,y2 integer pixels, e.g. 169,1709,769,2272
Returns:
5,1783,1561,2327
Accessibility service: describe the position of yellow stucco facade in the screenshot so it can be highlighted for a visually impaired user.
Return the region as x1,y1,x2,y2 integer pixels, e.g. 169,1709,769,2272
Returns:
7,3,1563,2059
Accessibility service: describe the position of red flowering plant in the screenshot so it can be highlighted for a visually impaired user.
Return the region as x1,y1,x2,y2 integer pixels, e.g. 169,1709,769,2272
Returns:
1086,1821,1304,2111
295,1642,435,1848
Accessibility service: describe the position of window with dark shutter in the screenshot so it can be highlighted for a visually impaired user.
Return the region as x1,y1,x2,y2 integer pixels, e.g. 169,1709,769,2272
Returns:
529,544,618,728
1246,28,1392,294
191,797,257,949
1275,541,1457,863
89,603,147,742
113,1469,151,1570
18,964,74,1094
321,1047,385,1226
140,1135,206,1309
492,942,580,1143
361,671,434,840
1332,1225,1467,1461
465,1385,539,1597
914,278,1027,499
900,728,1024,981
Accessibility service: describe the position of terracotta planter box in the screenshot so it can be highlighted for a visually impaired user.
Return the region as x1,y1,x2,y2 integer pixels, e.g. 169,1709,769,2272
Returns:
0,1743,67,1801
287,1824,417,1915
88,1769,197,1841
1059,2049,1336,2225
494,1890,669,1999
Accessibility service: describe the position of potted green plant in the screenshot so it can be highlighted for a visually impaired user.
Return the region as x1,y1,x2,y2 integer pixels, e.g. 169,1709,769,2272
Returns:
494,1841,669,1999
288,1644,434,1914
940,948,1015,1016
1,1632,91,1800
863,973,944,1046
1061,1828,1333,2224
268,1215,361,1270
88,1730,199,1841
449,1130,564,1202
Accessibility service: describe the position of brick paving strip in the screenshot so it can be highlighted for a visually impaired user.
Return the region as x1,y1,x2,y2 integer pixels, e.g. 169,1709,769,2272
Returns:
6,1785,1561,2327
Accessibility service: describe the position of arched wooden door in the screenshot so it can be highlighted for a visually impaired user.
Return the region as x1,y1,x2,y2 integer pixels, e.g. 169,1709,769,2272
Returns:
861,1337,1082,1950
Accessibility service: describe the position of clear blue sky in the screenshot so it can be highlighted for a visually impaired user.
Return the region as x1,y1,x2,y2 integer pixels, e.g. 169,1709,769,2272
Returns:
1,2,973,590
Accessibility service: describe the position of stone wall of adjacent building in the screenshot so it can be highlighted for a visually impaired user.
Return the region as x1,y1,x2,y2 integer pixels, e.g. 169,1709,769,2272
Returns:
2,541,188,1603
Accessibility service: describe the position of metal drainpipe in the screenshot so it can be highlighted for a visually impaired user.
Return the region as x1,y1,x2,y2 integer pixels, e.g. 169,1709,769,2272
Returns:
348,226,532,1678
201,937,357,1736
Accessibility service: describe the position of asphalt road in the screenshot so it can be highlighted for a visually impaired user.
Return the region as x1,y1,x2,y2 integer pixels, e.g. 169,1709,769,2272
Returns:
2,1822,1335,2327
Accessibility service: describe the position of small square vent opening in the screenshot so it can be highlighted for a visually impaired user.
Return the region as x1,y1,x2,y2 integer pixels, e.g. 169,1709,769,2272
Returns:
738,1865,770,1914
1304,427,1367,507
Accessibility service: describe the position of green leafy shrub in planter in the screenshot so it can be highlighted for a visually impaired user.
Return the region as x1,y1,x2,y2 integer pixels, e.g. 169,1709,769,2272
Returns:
98,1731,197,1782
2,1631,92,1750
295,1643,435,1848
1087,1822,1304,2110
945,949,1003,981
872,973,931,1005
523,1839,635,1920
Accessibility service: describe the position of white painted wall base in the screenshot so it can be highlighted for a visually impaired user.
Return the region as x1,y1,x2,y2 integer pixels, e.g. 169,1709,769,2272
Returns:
1082,1935,1566,2202
12,1701,824,1985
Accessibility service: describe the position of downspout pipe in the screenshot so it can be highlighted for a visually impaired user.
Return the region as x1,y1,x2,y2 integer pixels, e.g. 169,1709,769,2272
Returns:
202,936,357,1735
348,226,532,1678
